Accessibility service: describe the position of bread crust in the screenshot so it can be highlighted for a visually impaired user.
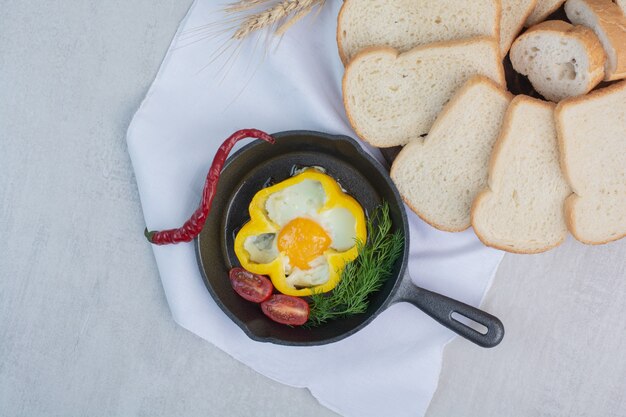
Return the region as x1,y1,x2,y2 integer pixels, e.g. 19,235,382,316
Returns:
470,95,567,254
494,0,504,50
554,80,626,244
336,0,349,65
522,19,572,33
566,0,626,81
390,76,512,232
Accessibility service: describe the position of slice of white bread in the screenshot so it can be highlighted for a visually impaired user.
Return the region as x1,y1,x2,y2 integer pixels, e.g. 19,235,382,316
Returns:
471,96,572,253
337,0,501,65
510,20,606,101
526,0,566,26
390,77,512,231
565,0,626,81
501,0,538,55
342,37,505,147
555,81,626,244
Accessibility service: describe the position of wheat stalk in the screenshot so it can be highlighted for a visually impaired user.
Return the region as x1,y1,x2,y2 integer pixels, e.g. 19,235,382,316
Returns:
224,0,273,13
228,0,326,40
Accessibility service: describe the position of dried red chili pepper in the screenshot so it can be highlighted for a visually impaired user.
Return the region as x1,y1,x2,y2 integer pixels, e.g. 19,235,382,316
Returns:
145,129,275,245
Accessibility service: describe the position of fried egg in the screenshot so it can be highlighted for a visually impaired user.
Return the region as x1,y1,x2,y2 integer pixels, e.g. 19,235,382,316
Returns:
234,168,367,296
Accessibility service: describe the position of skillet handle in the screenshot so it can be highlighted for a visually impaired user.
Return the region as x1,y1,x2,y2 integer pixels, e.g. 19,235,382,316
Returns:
393,277,504,348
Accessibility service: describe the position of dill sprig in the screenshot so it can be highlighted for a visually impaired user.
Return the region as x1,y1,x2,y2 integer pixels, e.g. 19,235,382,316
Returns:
306,202,404,327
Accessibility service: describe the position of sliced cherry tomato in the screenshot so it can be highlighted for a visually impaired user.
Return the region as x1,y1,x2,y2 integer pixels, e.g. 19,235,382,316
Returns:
261,294,310,326
229,268,273,303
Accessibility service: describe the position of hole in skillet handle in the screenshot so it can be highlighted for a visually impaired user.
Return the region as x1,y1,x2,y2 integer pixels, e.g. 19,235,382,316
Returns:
451,312,488,335
392,276,504,348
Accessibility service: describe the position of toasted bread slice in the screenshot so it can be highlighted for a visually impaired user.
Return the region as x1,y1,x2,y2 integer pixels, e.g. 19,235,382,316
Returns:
390,76,512,231
471,96,572,253
555,81,626,244
342,37,505,147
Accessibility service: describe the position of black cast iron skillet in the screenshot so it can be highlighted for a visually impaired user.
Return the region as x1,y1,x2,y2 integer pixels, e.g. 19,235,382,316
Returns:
196,131,504,347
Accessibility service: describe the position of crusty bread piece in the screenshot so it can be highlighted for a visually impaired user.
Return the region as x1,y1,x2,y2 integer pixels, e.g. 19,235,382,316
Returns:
555,81,626,244
342,37,505,147
526,0,566,26
337,0,501,65
390,77,512,231
471,95,572,253
616,0,626,14
501,0,538,55
510,20,606,101
565,0,626,81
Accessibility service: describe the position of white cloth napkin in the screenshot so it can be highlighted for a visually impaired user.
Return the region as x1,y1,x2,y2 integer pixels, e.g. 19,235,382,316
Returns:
126,1,504,416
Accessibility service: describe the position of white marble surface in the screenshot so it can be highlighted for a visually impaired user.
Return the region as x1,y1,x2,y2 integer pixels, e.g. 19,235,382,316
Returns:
1,1,624,416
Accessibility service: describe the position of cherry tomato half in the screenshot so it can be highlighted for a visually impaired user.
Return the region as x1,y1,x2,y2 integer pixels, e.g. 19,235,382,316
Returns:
261,294,310,326
229,268,273,303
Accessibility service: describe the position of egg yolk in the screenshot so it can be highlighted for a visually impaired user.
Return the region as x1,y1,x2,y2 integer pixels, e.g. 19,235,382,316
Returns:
277,218,331,270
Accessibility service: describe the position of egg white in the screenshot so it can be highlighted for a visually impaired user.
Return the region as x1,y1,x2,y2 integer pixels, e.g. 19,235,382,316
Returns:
243,233,278,265
285,256,329,288
265,179,326,226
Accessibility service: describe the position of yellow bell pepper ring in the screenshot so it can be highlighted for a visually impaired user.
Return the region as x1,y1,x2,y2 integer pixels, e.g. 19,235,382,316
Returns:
234,169,367,296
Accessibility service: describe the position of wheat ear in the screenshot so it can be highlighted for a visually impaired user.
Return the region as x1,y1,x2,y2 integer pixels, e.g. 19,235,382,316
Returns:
232,0,318,40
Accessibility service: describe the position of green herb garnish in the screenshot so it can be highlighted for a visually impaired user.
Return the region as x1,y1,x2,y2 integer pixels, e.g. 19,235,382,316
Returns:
306,202,404,327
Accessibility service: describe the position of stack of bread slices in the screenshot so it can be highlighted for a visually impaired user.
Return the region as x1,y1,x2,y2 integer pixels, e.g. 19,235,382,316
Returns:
340,0,626,253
